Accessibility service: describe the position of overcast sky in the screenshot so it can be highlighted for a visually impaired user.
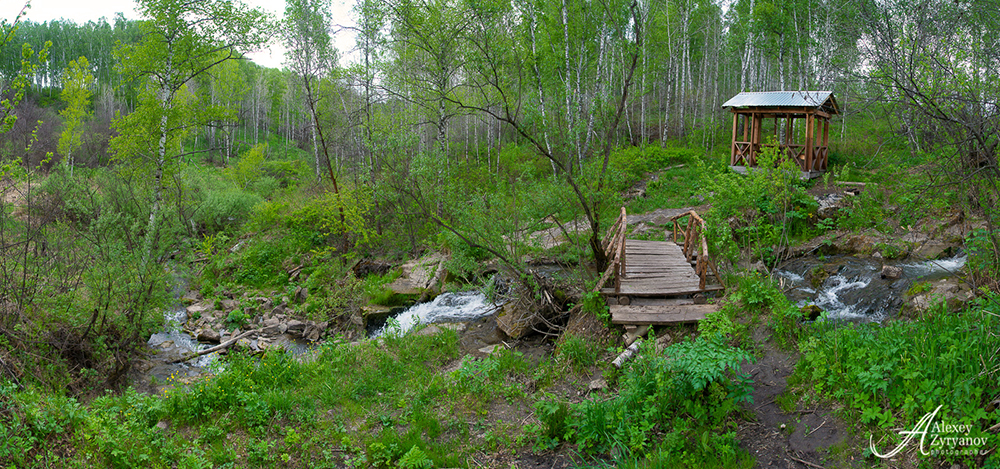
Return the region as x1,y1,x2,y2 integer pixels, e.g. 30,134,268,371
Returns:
4,0,357,69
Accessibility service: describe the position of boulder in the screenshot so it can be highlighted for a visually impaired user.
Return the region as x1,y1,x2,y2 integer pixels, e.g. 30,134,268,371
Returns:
815,193,848,219
495,303,538,339
912,240,955,260
221,299,238,311
294,287,309,303
196,329,221,344
388,253,448,296
880,265,902,279
903,278,975,316
800,304,823,321
286,319,307,334
304,326,323,342
186,302,211,316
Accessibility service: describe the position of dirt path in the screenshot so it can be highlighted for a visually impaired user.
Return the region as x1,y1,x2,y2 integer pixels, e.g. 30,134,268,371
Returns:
738,330,859,468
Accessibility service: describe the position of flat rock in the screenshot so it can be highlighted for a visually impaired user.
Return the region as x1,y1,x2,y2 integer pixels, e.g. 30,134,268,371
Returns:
478,344,505,355
912,240,955,260
414,324,443,336
588,378,608,392
495,303,537,339
186,303,211,315
880,265,902,279
196,329,221,344
286,319,307,333
438,323,467,332
401,253,447,289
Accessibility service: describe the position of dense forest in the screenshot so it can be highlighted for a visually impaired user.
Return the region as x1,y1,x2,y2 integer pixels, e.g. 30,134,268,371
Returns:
0,0,998,466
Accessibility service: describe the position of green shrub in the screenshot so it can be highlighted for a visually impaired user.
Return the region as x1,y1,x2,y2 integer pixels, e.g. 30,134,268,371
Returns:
580,290,610,324
194,189,263,234
796,298,999,462
556,333,602,373
704,140,816,265
541,337,752,460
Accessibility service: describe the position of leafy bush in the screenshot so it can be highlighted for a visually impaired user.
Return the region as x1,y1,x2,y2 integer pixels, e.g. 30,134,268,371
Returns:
556,333,602,373
580,290,610,324
193,188,262,234
538,337,753,459
260,158,309,189
705,141,817,265
796,298,999,463
724,272,803,348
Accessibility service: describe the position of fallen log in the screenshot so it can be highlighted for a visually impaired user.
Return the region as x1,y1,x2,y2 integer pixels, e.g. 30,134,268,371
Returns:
169,328,262,364
612,339,642,369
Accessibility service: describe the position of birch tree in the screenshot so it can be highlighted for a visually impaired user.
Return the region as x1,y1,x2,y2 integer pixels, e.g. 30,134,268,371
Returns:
58,56,94,176
109,0,272,265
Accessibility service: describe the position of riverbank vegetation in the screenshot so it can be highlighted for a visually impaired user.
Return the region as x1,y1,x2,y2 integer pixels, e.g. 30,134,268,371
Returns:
1,0,999,466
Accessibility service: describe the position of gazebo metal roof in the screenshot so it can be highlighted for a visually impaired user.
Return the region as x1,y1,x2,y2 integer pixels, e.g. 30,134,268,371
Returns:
722,91,838,114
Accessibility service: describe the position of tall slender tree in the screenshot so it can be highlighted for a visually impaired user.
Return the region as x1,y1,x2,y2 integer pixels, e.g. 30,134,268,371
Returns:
110,0,272,265
58,56,93,175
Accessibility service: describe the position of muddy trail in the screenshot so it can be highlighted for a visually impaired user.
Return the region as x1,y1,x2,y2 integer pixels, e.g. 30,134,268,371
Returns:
738,326,860,468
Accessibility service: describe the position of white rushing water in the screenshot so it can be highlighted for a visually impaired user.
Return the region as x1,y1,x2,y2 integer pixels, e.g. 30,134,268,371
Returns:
374,291,500,337
898,255,967,280
811,275,875,321
780,254,968,323
147,306,217,368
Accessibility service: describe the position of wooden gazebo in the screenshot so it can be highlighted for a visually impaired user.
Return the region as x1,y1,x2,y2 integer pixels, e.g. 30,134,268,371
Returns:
723,91,838,179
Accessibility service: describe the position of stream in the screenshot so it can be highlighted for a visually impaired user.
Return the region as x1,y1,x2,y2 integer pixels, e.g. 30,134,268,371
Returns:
775,254,967,322
372,291,501,337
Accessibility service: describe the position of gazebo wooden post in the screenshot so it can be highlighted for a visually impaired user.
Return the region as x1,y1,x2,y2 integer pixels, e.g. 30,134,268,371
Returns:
730,112,738,165
785,113,793,161
752,113,761,166
805,112,814,172
822,117,830,170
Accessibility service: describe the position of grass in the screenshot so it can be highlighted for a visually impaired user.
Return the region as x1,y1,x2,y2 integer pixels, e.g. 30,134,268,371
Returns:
789,297,1000,466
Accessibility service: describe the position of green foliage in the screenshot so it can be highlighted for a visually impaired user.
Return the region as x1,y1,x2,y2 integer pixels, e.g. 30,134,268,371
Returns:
796,298,999,459
286,184,375,250
698,307,743,341
538,337,752,460
593,144,699,195
227,143,268,191
360,269,403,306
57,56,94,172
533,398,572,450
556,333,602,373
167,351,307,428
580,290,610,324
260,158,309,189
226,309,248,328
453,348,529,398
966,228,1000,283
397,445,433,469
194,188,263,234
720,272,802,348
705,141,817,265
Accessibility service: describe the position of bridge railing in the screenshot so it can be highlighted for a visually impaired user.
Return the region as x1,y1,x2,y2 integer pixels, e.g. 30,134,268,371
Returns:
670,210,722,290
595,207,627,293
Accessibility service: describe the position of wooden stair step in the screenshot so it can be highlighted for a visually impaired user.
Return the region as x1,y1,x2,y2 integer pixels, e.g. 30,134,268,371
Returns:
610,304,719,325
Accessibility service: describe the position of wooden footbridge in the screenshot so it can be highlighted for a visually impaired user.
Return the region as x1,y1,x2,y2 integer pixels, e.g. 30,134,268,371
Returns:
593,208,724,325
